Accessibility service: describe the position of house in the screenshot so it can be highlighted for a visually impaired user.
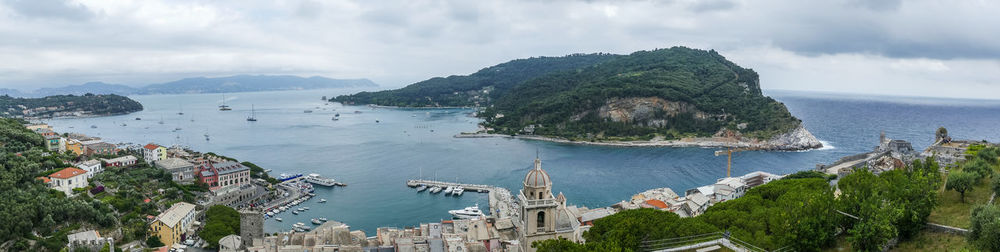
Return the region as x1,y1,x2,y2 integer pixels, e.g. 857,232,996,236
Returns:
199,161,251,189
156,158,195,184
150,202,197,247
48,167,88,195
740,171,781,188
74,159,103,178
713,177,747,202
83,142,117,156
67,230,113,252
66,139,84,155
101,155,137,167
24,123,52,132
43,134,65,152
143,143,167,164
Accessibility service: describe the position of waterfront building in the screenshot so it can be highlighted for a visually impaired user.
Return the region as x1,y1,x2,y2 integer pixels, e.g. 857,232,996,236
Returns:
101,155,137,167
24,123,52,132
48,167,88,195
44,134,65,152
83,141,117,156
74,159,103,178
66,139,84,155
713,177,747,202
66,230,113,252
156,158,196,184
143,143,167,164
517,157,580,252
150,202,197,247
199,161,251,189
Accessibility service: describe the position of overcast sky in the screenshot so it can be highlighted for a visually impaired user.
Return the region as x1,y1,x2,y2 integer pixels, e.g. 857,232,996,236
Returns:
0,0,998,99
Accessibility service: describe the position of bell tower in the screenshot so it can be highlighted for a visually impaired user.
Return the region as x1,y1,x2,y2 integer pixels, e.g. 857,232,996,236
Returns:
520,156,557,236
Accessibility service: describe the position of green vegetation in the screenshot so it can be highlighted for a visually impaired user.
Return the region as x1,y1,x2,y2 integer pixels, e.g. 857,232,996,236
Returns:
335,47,803,141
929,146,1000,228
0,93,142,118
200,205,241,249
945,171,976,202
838,162,940,251
889,230,971,252
332,53,619,107
968,204,1000,251
242,161,279,184
145,235,164,248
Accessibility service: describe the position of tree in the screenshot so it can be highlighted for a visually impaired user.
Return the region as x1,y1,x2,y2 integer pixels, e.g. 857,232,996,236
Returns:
968,204,1000,251
946,171,976,202
962,159,992,180
146,235,165,248
993,173,1000,196
200,205,241,248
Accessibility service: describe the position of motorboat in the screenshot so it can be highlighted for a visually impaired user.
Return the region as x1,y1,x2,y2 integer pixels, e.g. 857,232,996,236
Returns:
448,204,485,220
292,211,299,215
275,218,283,222
298,208,305,211
319,199,327,203
416,185,428,192
304,110,313,113
312,219,323,225
304,173,337,186
430,186,442,194
452,186,464,196
304,207,310,210
319,217,328,222
444,186,454,195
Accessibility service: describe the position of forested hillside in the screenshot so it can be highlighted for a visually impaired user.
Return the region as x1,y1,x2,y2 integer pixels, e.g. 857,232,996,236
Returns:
0,93,143,118
331,53,619,107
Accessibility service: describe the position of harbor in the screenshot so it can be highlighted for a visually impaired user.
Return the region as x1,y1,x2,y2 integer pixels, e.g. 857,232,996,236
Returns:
406,179,518,219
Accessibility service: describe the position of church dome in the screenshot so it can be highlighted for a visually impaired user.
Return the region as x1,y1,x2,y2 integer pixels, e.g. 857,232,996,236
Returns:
523,158,552,188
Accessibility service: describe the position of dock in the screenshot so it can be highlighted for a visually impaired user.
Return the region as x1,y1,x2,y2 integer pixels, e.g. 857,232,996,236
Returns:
406,179,493,192
406,179,518,219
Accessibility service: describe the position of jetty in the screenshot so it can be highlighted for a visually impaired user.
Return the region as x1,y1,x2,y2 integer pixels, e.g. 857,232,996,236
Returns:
406,179,518,218
406,179,492,192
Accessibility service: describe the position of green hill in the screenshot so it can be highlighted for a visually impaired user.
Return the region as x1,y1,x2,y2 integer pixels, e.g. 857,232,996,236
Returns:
331,53,619,107
0,93,143,119
483,47,800,140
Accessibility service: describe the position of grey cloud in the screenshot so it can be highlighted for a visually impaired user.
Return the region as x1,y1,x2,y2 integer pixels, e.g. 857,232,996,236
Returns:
690,0,738,13
0,0,93,21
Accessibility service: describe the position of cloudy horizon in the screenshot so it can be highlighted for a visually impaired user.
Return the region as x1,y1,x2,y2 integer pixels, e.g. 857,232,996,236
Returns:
0,0,998,99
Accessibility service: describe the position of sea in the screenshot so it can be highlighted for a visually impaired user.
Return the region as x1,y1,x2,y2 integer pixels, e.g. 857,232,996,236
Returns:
45,88,1000,235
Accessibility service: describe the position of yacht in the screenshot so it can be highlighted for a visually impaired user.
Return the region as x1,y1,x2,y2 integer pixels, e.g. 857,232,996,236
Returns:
443,186,454,195
452,186,464,196
448,204,485,220
275,217,283,222
294,222,306,227
304,207,310,210
304,173,337,186
416,185,428,192
312,219,323,225
429,186,442,194
219,93,232,111
292,210,299,215
319,198,327,203
298,208,305,211
247,104,258,122
319,217,328,222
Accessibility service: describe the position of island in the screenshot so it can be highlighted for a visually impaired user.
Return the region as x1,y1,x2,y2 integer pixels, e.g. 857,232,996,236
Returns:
0,93,143,119
334,47,822,150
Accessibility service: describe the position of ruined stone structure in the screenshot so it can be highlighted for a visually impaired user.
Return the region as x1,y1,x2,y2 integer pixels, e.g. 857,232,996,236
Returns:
240,209,264,249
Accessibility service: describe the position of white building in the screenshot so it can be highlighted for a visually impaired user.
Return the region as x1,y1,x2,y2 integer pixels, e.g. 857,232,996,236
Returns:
75,159,103,179
713,177,748,202
48,167,88,195
101,155,137,167
67,230,114,252
142,143,166,164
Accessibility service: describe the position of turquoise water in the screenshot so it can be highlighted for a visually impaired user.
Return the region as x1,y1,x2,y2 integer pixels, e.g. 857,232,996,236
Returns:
46,89,1000,234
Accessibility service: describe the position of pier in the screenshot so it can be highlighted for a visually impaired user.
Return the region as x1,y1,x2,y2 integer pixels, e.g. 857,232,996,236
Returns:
406,179,519,219
406,179,493,192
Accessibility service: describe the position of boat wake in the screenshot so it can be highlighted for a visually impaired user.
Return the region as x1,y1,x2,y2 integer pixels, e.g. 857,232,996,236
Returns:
816,140,835,151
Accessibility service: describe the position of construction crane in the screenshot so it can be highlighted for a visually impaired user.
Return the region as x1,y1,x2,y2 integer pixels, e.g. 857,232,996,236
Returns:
714,147,747,177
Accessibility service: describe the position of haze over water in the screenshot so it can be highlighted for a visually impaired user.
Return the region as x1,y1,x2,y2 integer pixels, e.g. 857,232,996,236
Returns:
46,88,1000,234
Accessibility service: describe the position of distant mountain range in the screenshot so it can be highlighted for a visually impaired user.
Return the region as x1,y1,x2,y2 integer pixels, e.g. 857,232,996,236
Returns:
0,75,378,97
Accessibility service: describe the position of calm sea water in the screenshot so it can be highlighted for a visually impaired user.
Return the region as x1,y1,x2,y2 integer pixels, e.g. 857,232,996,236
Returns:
46,89,1000,234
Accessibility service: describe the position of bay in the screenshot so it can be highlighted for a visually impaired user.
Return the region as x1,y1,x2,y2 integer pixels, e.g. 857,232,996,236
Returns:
46,88,1000,234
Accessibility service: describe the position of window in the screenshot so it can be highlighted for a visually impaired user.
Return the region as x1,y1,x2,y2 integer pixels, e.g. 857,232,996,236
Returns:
537,211,546,231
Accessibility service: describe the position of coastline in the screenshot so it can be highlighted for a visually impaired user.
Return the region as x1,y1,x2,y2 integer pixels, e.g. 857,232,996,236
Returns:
454,126,824,151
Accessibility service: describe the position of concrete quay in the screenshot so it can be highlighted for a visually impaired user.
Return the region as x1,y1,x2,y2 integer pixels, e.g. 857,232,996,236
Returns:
406,179,493,192
405,179,519,220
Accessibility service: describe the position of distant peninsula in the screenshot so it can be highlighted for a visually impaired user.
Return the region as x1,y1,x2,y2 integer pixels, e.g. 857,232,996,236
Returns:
0,75,378,98
334,47,822,150
0,94,143,119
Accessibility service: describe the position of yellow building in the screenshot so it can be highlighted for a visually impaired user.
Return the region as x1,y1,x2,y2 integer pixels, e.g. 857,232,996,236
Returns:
150,202,197,247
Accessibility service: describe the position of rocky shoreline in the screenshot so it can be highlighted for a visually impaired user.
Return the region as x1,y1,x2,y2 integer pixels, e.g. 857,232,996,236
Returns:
455,126,824,151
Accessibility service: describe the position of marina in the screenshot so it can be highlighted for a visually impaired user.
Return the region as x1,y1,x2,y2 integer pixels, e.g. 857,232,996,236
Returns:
406,179,493,193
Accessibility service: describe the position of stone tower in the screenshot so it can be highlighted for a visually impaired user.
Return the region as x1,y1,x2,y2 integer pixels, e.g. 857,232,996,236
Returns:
520,157,557,236
239,209,263,249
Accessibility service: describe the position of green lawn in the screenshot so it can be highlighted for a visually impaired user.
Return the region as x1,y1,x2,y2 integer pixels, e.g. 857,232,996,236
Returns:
891,230,971,252
927,161,999,228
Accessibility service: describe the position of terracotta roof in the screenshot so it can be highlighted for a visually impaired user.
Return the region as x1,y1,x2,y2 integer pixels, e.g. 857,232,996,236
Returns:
37,176,51,183
644,199,668,209
49,167,87,179
143,143,160,150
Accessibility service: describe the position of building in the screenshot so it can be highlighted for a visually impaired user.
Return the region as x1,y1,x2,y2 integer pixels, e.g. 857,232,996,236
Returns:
48,167,88,195
24,123,52,132
83,142,117,156
150,202,197,247
713,177,747,202
67,230,114,252
219,235,243,252
518,157,580,252
143,143,167,164
200,161,252,189
44,134,65,152
156,158,196,184
66,139,85,155
74,159,103,179
240,209,264,249
101,155,138,167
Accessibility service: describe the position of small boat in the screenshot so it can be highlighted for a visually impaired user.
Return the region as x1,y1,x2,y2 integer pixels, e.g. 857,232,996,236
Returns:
448,204,485,220
332,117,339,121
121,123,127,127
375,120,380,123
90,125,97,128
312,219,322,225
354,110,362,114
135,117,141,120
452,186,464,196
430,186,442,194
416,185,428,192
247,104,258,122
304,110,313,113
292,211,299,215
304,207,310,210
319,198,327,203
275,218,283,222
219,93,232,111
443,186,454,195
298,208,305,211
300,225,312,231
294,222,306,227
294,227,304,232
174,127,182,131
319,217,328,222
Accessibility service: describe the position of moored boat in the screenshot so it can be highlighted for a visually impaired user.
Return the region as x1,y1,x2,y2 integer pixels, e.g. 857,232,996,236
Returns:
448,204,485,220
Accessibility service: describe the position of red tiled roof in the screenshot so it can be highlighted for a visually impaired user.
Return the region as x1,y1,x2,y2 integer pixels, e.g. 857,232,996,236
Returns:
49,167,87,179
645,199,668,209
143,143,160,150
36,176,51,183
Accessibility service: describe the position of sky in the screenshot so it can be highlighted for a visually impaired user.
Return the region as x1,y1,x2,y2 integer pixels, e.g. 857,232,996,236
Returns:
0,0,998,99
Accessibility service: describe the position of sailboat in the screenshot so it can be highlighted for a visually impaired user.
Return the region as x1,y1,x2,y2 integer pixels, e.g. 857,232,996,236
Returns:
178,104,184,115
158,115,165,125
247,104,258,122
219,93,232,111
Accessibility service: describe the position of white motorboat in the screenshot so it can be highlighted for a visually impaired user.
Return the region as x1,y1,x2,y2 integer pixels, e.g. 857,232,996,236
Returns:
430,186,442,194
292,211,299,215
304,173,338,186
319,199,327,203
275,218,283,222
312,219,323,225
416,185,428,192
444,186,454,195
298,208,305,211
304,207,310,210
448,204,485,220
452,186,464,196
319,217,328,222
